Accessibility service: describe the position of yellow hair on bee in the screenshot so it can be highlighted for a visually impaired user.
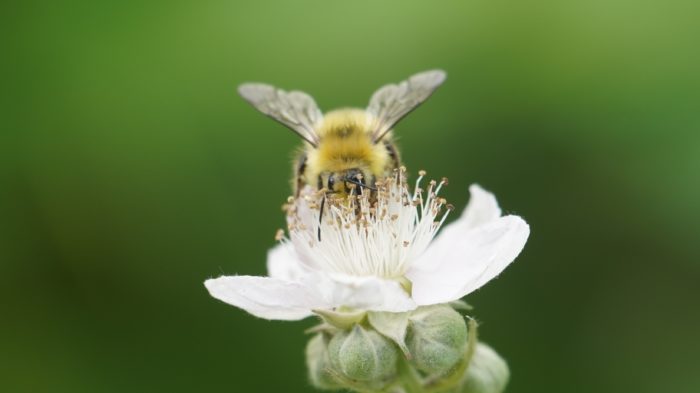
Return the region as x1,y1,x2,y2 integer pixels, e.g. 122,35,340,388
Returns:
304,109,391,185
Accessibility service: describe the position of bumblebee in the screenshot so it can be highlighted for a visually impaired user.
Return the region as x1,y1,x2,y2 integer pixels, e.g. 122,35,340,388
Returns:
238,70,446,197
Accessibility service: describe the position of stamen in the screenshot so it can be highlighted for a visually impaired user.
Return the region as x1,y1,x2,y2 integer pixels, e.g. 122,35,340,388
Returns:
435,178,448,195
284,170,451,278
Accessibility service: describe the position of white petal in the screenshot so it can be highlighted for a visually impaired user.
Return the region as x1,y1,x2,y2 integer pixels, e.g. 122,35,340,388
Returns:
314,273,417,313
419,185,501,258
461,184,502,228
407,215,529,305
266,243,308,281
204,276,318,320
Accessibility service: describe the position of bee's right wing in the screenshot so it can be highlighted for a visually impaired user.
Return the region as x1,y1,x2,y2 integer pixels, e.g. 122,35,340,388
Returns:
367,70,446,143
238,84,323,147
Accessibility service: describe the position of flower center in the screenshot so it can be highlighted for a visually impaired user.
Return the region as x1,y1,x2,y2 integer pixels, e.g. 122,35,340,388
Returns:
283,168,452,279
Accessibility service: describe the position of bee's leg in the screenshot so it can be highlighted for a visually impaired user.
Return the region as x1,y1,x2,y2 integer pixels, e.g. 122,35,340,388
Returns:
317,195,325,241
368,188,378,207
384,140,401,169
293,151,307,197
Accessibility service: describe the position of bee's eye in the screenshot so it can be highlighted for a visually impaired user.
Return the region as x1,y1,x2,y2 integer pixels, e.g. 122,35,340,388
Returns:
347,171,364,184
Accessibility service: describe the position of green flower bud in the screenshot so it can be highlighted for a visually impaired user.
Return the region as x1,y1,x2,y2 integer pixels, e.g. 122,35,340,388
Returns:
328,324,399,384
306,334,342,390
406,305,468,375
460,343,509,393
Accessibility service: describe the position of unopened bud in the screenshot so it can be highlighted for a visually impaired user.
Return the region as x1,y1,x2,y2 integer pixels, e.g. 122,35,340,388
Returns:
328,324,399,383
407,305,468,374
305,334,342,390
460,343,509,393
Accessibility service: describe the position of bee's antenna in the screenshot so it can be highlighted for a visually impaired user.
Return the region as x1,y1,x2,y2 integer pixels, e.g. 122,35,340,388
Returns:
345,179,377,191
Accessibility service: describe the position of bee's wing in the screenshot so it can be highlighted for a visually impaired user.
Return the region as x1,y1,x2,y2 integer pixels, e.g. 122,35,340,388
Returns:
367,70,446,143
238,83,323,147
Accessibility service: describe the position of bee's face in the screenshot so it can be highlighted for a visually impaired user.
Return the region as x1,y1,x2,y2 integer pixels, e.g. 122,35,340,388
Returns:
319,168,371,196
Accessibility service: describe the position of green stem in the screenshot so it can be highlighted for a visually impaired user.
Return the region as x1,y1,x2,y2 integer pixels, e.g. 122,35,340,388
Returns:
395,356,425,393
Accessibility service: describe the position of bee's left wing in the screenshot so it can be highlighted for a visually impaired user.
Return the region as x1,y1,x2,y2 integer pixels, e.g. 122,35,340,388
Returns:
238,83,323,147
367,70,446,143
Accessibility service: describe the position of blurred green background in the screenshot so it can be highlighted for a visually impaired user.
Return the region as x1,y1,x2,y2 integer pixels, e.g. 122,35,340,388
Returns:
2,0,699,392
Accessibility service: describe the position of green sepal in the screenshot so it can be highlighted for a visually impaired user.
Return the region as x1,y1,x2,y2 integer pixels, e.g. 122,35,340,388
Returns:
305,333,343,391
449,300,474,311
327,324,399,389
459,343,509,393
314,308,367,329
423,318,478,392
368,311,411,358
305,322,341,335
406,305,469,375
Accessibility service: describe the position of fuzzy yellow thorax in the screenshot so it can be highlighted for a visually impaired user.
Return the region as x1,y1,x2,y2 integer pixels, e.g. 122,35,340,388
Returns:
304,109,391,184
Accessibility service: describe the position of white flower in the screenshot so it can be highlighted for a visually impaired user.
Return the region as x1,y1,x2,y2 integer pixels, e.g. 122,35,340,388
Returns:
205,170,529,320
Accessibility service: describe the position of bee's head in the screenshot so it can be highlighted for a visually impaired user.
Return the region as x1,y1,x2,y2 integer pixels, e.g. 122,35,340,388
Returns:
320,168,376,196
